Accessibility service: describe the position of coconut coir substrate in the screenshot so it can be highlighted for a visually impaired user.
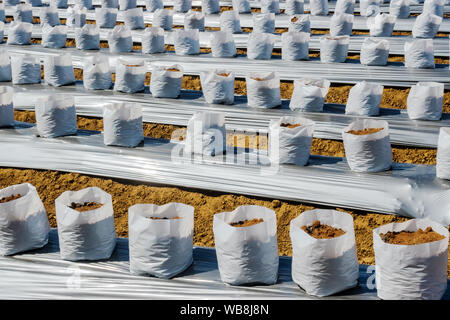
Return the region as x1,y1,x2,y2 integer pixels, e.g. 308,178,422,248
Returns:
302,220,346,239
0,194,22,203
347,128,384,135
69,202,104,212
380,227,446,245
230,218,264,227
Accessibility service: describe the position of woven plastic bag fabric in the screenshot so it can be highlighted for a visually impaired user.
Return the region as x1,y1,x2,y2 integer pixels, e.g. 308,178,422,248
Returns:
184,111,226,156
0,50,11,82
44,53,76,87
345,81,383,116
108,25,133,53
0,183,50,256
253,12,275,33
3,0,20,5
42,25,67,48
281,31,310,61
75,0,93,10
261,0,280,14
83,55,112,90
232,0,251,13
67,5,86,28
13,3,33,23
342,119,392,172
119,0,136,10
285,0,304,15
213,205,279,286
55,187,117,261
320,35,349,63
113,59,146,93
95,8,118,28
289,78,330,112
184,10,205,31
436,127,450,179
11,55,40,84
290,209,359,297
202,0,220,14
0,4,4,23
174,29,200,55
360,0,382,17
101,0,119,8
200,69,235,105
220,10,242,33
75,24,100,50
141,27,165,54
268,116,315,166
40,6,59,26
210,31,237,57
0,86,14,127
288,14,310,33
0,22,4,44
329,13,354,36
25,0,43,6
404,39,435,69
152,9,173,31
7,21,32,45
412,12,442,38
368,13,396,37
247,32,275,60
310,0,328,15
174,0,192,12
35,95,77,138
335,0,355,14
124,8,145,30
360,37,389,66
150,64,183,98
423,0,444,17
389,0,410,18
406,82,444,120
145,0,163,12
103,102,143,147
373,219,448,300
128,203,194,279
51,0,68,8
246,71,281,108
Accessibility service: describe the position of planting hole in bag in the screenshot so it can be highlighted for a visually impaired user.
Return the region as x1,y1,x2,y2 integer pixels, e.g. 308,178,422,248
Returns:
145,0,163,12
95,8,118,29
7,21,33,45
289,78,330,112
360,37,389,66
101,0,119,8
75,24,100,50
13,3,33,23
281,31,310,61
412,12,442,38
55,187,116,261
35,94,77,138
103,102,144,147
114,58,146,93
42,25,67,48
220,10,242,34
174,29,200,55
51,0,68,8
247,32,275,60
0,86,14,127
44,53,76,87
269,116,315,166
142,27,165,54
150,63,183,98
210,31,237,57
342,119,392,172
285,0,304,16
360,0,382,17
152,9,173,31
124,7,145,30
232,0,251,13
320,35,349,63
290,209,359,297
213,205,278,286
253,12,275,34
11,55,40,84
436,127,450,179
345,81,383,116
108,25,133,53
309,0,328,16
0,183,50,256
0,50,11,82
261,0,280,14
202,0,220,14
174,0,192,12
67,5,86,28
335,0,355,14
368,13,396,37
404,39,435,69
128,203,194,278
75,0,93,10
119,0,136,11
184,111,226,156
329,13,354,36
184,10,205,31
407,82,443,120
373,219,449,300
83,55,112,90
40,6,59,26
288,14,310,33
389,0,410,18
246,71,281,108
200,69,235,105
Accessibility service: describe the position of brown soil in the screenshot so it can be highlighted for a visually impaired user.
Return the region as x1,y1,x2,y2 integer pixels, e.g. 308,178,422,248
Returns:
380,227,446,245
166,68,180,72
301,220,346,239
69,201,104,212
149,216,181,220
0,194,22,203
280,123,301,129
218,73,230,77
346,128,384,135
229,218,264,227
252,77,266,81
291,17,298,22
